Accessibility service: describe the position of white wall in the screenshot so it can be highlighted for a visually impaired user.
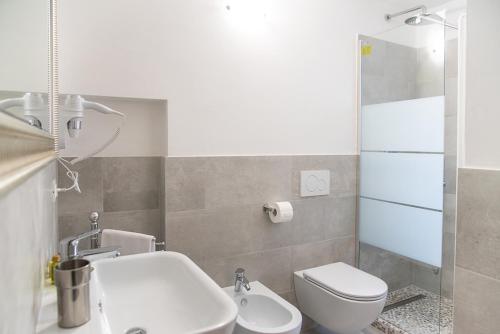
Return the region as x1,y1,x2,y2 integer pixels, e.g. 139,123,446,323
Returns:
464,0,500,169
0,0,48,93
59,0,409,157
60,96,167,157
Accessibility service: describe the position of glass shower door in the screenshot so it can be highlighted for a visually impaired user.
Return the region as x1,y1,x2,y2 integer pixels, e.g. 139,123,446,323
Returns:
357,19,453,334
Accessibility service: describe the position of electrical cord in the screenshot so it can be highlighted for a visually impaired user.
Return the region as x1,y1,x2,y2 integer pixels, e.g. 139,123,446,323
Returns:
56,112,125,194
69,121,124,165
56,157,81,193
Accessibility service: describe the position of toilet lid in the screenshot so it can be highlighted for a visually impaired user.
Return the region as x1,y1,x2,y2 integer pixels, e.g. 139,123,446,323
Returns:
303,262,388,301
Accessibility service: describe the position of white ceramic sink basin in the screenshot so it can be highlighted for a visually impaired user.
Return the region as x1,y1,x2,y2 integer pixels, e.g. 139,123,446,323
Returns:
92,252,237,334
223,281,302,334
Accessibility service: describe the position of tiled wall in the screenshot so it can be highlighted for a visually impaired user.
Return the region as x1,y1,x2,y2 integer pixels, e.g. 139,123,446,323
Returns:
165,155,357,327
454,168,500,333
359,36,457,299
360,244,439,293
57,154,357,331
58,157,165,246
57,154,358,293
361,35,446,105
0,163,57,332
361,36,418,105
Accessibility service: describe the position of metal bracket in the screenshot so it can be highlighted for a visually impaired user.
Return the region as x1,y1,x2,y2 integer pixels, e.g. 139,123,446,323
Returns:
263,204,277,216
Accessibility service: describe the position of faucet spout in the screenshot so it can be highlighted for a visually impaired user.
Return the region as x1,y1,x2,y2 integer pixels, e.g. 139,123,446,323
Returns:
59,229,101,260
234,268,251,292
242,279,251,291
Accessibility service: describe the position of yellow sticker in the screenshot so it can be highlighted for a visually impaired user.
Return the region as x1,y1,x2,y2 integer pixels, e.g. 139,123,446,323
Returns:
361,44,372,56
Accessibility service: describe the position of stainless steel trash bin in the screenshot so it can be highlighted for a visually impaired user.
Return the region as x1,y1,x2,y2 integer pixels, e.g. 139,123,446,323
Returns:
54,259,92,328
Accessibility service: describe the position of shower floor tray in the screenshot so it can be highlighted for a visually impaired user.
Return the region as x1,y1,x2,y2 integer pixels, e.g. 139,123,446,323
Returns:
372,285,453,334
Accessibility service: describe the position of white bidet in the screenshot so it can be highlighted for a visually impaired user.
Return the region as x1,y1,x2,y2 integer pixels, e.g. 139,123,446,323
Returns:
224,281,302,334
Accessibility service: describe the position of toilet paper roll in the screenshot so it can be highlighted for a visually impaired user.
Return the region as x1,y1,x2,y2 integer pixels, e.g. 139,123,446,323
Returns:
268,201,293,223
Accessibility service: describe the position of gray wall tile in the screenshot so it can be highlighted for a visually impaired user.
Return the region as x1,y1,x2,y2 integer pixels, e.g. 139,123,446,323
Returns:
291,237,355,272
359,243,413,291
100,209,162,239
323,196,356,239
166,197,356,265
59,213,94,249
166,206,259,262
454,267,500,334
199,247,293,295
416,80,444,99
58,157,166,247
360,36,418,105
455,168,500,333
290,198,334,245
416,47,444,98
247,205,295,251
412,263,441,295
457,168,500,280
204,156,293,209
360,36,387,76
165,157,207,212
58,158,103,215
167,156,293,212
59,209,163,244
103,157,161,212
165,155,357,298
59,154,358,306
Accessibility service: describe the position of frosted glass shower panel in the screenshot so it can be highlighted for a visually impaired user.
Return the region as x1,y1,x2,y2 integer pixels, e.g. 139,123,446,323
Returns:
361,96,444,152
360,152,444,210
359,96,445,267
359,197,443,267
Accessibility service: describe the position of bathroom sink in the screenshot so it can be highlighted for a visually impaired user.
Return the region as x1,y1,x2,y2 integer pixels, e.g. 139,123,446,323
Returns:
223,281,302,334
92,252,237,334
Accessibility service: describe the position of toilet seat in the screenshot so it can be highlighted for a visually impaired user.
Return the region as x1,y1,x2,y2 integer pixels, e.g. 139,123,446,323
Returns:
303,262,387,302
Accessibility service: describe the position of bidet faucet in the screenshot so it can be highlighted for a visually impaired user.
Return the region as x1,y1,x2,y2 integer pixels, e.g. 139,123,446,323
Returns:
234,268,251,292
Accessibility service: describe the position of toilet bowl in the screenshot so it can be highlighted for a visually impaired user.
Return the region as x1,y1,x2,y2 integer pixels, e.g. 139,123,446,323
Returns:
224,281,302,334
294,262,387,334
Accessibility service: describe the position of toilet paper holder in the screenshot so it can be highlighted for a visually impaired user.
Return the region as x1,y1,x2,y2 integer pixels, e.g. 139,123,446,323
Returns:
263,204,277,216
263,202,294,223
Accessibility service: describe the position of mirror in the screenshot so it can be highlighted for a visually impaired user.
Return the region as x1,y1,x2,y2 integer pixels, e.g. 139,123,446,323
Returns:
0,0,51,132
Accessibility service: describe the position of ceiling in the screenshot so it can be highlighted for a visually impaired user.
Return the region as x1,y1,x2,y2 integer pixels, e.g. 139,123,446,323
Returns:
380,0,460,12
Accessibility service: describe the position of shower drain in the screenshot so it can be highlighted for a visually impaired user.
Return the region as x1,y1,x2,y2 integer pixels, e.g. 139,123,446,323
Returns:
125,327,147,334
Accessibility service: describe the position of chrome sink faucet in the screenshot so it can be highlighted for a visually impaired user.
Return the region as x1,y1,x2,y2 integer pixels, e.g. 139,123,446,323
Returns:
234,268,251,292
59,229,120,260
60,229,101,260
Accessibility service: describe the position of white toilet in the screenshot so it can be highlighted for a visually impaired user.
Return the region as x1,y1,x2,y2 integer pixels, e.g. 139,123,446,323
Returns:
294,262,388,334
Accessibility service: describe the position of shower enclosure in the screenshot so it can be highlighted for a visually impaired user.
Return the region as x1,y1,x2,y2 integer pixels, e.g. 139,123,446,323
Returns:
357,4,461,334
